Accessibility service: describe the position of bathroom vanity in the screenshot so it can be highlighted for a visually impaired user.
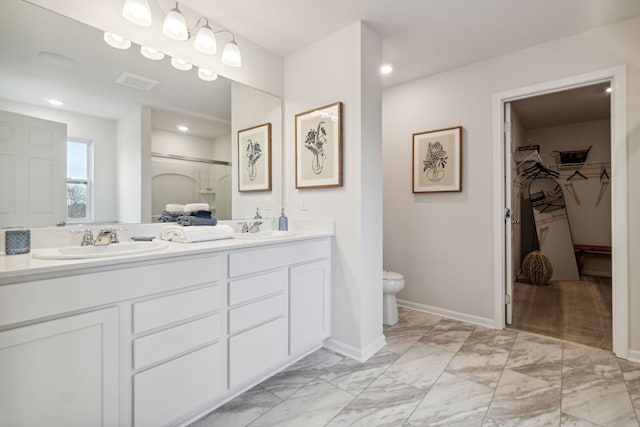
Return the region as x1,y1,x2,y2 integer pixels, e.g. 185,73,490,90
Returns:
0,232,332,427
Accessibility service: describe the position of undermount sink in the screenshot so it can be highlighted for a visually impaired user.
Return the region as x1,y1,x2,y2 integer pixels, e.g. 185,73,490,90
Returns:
32,240,170,260
234,231,297,240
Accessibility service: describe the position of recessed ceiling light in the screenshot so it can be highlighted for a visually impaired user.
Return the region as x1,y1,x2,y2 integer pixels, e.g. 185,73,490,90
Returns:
380,64,393,75
46,98,64,107
177,125,189,132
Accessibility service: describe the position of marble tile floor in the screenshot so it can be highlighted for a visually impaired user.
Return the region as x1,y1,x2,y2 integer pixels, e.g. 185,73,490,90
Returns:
191,307,640,427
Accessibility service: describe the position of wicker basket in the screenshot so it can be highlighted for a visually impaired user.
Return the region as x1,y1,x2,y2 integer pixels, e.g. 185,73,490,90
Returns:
522,251,553,286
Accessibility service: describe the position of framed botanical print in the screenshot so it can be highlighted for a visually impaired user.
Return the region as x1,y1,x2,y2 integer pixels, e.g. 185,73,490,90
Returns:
412,126,462,193
238,123,272,192
295,102,342,189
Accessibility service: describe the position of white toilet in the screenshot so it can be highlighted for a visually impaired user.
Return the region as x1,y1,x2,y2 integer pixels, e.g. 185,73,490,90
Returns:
383,270,405,325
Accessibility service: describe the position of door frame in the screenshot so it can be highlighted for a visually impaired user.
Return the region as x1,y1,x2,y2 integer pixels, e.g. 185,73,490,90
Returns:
491,66,628,358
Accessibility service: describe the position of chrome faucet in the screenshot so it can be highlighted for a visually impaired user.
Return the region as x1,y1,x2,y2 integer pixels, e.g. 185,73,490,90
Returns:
70,229,94,246
94,228,125,246
238,221,262,233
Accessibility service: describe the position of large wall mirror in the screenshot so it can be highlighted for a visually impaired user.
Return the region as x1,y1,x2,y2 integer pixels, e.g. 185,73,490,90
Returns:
0,0,282,228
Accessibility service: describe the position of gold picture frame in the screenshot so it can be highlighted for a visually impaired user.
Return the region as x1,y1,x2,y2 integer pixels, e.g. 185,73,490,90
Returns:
412,126,462,193
295,102,342,189
238,122,272,192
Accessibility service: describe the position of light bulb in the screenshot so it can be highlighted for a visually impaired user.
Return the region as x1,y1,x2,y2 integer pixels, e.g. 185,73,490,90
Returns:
171,57,192,71
221,41,241,67
198,68,218,81
104,32,131,50
194,25,217,55
140,46,165,60
163,5,188,41
122,0,152,27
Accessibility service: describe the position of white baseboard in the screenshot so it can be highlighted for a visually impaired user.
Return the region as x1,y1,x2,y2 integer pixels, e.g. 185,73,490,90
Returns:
626,349,640,363
324,334,386,363
397,299,495,329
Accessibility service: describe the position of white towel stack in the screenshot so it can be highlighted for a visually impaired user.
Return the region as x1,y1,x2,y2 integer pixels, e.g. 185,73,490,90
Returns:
165,204,184,213
161,225,233,243
183,203,210,212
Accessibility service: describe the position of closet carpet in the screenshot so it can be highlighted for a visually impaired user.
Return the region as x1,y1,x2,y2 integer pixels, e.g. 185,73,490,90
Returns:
511,275,612,350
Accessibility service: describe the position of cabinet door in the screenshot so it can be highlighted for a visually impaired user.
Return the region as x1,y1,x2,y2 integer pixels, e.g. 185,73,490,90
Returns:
0,307,119,427
290,260,330,356
133,343,225,427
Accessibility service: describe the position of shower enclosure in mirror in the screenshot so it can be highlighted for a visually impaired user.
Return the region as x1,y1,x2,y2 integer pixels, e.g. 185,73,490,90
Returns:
151,155,231,221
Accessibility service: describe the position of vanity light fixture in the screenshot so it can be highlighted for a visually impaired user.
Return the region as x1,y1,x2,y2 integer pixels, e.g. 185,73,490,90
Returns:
122,0,152,27
119,0,242,67
171,57,192,71
140,46,165,60
194,20,217,55
163,3,189,41
198,67,218,81
104,32,131,49
221,38,242,67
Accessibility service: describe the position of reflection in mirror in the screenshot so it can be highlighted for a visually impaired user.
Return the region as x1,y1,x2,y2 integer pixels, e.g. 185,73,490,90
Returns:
0,0,282,228
528,178,580,281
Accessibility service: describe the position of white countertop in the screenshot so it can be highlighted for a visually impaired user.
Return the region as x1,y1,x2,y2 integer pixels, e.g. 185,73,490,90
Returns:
0,231,333,285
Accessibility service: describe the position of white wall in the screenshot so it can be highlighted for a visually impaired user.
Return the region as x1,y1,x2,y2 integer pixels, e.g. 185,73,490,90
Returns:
231,83,282,219
151,129,229,161
117,106,151,223
383,16,640,349
284,22,384,360
211,135,231,162
0,99,117,222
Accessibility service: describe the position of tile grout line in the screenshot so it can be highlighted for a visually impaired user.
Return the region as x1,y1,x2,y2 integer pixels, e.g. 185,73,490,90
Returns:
616,356,640,426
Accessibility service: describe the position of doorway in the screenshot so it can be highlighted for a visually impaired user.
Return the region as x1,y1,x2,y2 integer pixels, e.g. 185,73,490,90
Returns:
507,83,612,349
492,67,629,358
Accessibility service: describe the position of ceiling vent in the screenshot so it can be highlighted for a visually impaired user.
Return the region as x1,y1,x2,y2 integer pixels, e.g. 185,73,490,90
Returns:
115,72,159,91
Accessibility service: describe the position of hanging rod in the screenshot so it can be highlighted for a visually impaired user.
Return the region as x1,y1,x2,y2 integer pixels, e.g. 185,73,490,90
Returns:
151,152,232,166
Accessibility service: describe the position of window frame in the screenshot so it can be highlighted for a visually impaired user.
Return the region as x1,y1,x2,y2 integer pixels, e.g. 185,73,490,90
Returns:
66,138,94,223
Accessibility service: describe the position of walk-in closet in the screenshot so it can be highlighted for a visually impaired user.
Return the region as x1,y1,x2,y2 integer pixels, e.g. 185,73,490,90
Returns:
508,82,612,350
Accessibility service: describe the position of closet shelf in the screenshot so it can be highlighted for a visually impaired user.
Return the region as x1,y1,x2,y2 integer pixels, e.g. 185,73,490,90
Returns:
552,160,610,169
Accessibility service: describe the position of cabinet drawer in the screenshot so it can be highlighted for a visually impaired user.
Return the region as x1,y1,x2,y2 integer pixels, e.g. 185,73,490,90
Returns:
133,285,221,333
133,314,222,370
229,239,329,277
228,269,287,306
229,317,287,388
229,293,286,334
134,343,224,427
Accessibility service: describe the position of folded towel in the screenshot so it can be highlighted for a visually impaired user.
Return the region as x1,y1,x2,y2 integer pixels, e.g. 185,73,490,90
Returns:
158,210,182,222
177,216,218,226
165,204,185,213
184,203,209,213
188,210,212,219
161,225,233,243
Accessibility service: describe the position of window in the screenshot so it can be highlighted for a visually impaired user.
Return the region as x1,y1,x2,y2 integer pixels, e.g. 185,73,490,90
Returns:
66,139,92,222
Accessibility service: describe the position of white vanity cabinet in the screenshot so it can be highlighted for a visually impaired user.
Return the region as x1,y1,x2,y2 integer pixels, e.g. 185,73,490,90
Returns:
0,234,332,427
226,238,331,391
0,307,119,427
290,259,331,357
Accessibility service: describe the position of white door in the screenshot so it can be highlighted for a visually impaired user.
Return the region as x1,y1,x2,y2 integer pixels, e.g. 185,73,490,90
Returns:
0,110,67,228
504,103,514,324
